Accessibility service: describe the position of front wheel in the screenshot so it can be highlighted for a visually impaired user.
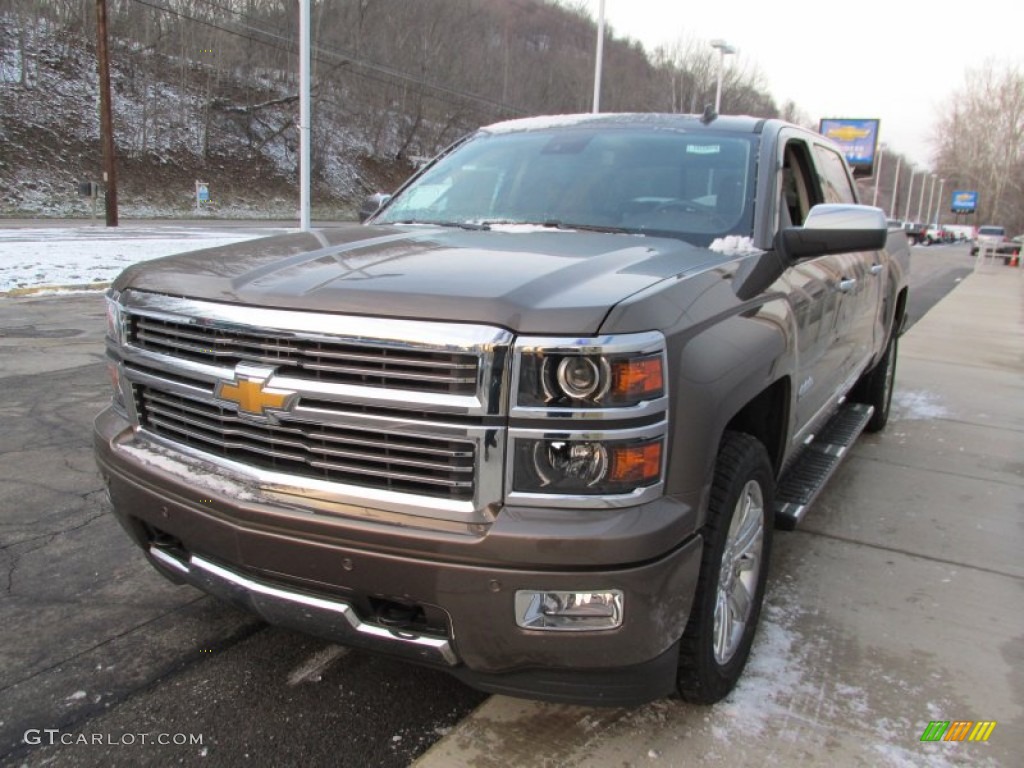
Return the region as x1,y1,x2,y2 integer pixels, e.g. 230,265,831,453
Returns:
676,432,773,704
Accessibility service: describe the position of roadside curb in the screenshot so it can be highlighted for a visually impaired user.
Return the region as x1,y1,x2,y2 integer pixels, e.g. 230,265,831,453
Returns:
1,282,111,298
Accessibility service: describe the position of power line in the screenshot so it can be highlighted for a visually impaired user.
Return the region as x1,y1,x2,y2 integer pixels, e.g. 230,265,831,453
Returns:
128,0,525,116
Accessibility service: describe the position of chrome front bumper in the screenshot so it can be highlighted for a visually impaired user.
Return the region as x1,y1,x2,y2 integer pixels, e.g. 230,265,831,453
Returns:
148,546,458,667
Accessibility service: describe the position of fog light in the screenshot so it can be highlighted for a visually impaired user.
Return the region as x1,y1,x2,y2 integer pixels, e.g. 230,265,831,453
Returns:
515,590,624,631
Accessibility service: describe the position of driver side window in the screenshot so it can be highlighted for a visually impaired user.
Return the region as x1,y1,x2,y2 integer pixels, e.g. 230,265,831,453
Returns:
780,141,820,228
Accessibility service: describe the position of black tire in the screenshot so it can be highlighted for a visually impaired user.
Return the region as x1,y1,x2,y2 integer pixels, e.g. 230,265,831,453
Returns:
676,432,774,704
852,332,898,432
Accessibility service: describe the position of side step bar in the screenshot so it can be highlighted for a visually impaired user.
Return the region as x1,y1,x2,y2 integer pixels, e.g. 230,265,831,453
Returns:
774,402,874,530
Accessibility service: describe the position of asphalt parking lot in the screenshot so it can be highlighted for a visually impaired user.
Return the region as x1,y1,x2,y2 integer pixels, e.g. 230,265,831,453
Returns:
0,288,485,768
1,239,1019,767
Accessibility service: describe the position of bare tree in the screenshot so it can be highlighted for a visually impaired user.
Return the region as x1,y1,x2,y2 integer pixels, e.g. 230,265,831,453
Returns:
932,62,1024,232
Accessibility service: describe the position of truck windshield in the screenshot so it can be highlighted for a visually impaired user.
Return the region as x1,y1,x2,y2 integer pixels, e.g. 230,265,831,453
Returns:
375,128,757,246
978,226,1005,236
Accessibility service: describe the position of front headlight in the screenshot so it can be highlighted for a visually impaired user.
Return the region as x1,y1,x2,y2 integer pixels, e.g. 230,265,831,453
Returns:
508,332,668,503
514,332,666,410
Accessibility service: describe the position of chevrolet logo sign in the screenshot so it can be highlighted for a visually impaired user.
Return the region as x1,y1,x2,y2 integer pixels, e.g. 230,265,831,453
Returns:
214,365,297,420
826,125,871,141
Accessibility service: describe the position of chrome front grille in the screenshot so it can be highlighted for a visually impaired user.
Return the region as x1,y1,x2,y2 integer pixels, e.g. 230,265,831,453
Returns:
134,385,476,500
130,315,479,395
113,292,512,519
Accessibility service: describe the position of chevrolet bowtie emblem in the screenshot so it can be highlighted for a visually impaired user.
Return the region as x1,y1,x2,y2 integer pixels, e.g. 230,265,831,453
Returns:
214,366,297,419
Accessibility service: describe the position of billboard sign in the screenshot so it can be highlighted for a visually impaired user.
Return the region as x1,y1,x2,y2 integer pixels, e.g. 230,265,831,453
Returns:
818,118,881,177
950,190,978,213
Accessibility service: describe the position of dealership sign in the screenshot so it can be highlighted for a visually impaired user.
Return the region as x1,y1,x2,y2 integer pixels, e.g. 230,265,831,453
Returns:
818,118,880,176
950,190,978,213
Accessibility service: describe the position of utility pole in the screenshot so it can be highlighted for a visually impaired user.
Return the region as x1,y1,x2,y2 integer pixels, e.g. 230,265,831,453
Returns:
95,0,118,226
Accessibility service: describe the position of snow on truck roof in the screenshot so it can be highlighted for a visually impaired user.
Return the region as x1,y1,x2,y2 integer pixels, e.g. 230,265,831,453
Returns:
482,113,765,134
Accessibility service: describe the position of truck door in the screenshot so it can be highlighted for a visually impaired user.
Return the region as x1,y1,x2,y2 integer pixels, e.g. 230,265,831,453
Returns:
811,142,882,382
777,137,847,436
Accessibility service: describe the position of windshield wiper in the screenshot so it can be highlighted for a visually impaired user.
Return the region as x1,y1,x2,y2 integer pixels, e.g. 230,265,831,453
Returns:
392,219,490,231
540,220,634,234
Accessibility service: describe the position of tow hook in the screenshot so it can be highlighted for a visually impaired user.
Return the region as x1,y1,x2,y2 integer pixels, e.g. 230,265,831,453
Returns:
374,600,425,630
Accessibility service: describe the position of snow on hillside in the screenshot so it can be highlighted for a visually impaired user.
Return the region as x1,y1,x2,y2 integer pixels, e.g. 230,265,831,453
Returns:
0,14,378,218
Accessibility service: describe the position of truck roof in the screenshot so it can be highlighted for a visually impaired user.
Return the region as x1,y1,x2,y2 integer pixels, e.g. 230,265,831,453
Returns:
482,112,769,136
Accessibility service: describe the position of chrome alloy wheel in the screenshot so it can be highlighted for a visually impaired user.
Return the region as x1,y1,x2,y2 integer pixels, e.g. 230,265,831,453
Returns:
713,479,765,665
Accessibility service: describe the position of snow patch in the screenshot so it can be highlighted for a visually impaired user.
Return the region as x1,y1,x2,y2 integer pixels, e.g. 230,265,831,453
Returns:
708,235,763,255
891,390,950,421
117,441,259,502
712,598,819,736
483,113,608,133
0,227,270,292
485,223,574,233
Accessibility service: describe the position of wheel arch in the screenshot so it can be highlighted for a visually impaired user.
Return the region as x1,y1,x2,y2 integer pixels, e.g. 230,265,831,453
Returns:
722,377,790,477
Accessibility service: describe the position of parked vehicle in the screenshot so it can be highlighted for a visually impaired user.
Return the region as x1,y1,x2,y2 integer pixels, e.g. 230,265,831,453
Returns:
924,226,958,245
902,221,927,245
95,114,910,706
971,225,1021,263
943,224,975,242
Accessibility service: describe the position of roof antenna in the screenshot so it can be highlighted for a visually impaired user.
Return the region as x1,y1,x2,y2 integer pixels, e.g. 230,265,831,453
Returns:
700,104,717,124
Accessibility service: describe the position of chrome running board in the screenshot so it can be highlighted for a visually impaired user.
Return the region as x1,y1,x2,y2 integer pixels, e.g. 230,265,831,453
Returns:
774,402,874,530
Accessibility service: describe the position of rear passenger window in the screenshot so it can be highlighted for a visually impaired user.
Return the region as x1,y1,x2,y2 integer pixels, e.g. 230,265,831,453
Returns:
813,145,857,204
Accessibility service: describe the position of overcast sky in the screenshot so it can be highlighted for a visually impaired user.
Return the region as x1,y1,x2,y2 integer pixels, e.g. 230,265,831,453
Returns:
596,0,1024,169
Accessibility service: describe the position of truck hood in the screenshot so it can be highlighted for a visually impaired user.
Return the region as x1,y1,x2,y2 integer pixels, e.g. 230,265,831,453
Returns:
113,225,731,333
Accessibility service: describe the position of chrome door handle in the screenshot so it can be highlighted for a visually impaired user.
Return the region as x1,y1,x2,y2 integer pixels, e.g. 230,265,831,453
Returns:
838,278,857,292
870,264,884,275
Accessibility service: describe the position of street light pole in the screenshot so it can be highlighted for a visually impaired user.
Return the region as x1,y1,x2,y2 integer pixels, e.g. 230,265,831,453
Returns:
710,39,736,113
925,174,937,227
299,0,311,231
592,0,605,113
932,179,945,227
890,156,902,219
872,145,886,208
916,172,929,221
903,169,917,222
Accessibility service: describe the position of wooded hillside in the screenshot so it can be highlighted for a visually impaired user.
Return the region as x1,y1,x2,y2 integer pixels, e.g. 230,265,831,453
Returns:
2,0,784,217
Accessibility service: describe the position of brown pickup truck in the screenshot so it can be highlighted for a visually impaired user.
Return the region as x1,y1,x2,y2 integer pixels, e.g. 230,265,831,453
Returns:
95,113,910,706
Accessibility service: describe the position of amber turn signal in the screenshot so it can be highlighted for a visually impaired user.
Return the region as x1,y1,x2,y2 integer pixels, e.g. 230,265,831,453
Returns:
610,356,664,400
608,441,662,485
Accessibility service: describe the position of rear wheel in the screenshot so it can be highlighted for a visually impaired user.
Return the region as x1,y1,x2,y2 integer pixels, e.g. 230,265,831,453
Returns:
853,332,898,432
676,432,773,704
